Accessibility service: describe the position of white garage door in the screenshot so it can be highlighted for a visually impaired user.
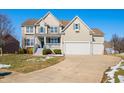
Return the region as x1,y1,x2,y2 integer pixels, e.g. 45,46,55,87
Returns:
64,42,90,55
93,43,104,55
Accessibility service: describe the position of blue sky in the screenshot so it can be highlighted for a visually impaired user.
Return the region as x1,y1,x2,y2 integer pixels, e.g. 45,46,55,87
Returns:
0,9,124,45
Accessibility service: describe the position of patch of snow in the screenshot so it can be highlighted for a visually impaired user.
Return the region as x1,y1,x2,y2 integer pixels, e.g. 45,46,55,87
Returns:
0,64,11,69
120,53,124,55
48,54,64,57
118,75,124,83
119,66,124,70
45,56,54,60
105,60,122,83
108,79,115,83
42,59,46,61
26,58,36,62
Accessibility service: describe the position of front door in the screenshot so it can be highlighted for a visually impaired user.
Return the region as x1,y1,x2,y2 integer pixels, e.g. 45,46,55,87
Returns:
40,37,44,48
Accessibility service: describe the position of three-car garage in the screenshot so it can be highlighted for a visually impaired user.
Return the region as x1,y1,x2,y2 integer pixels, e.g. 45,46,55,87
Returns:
64,41,104,55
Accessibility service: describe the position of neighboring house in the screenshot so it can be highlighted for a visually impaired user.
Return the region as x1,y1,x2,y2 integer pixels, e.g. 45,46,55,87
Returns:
21,12,104,55
2,34,19,53
104,41,118,54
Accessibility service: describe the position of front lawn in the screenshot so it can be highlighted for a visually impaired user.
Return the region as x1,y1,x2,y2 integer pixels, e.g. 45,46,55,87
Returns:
0,54,64,73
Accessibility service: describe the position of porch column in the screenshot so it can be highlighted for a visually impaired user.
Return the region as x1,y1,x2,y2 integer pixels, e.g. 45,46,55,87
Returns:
44,36,46,48
33,35,36,54
60,36,63,54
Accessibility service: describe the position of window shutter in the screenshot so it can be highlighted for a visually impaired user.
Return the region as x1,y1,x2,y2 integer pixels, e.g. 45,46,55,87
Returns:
43,27,45,33
73,23,75,30
58,37,60,43
38,27,40,33
78,23,80,30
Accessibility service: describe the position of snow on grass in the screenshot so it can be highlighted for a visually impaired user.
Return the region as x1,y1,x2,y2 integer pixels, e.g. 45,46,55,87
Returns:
119,66,124,70
118,75,124,83
0,64,11,69
105,60,123,83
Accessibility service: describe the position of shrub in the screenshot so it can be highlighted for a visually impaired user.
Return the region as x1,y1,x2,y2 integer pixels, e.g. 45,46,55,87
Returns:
27,48,33,54
19,48,27,54
53,49,62,54
43,49,52,55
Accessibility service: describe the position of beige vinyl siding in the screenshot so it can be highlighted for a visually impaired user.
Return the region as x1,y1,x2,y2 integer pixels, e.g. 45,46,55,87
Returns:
93,36,104,43
43,13,60,26
64,18,91,41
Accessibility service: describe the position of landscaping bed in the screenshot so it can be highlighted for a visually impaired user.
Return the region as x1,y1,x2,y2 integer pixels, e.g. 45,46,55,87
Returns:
0,54,64,73
101,54,124,83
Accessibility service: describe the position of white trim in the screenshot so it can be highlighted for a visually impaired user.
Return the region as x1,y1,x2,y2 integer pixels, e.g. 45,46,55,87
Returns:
43,11,60,22
25,45,34,47
64,41,90,43
35,11,60,25
64,41,104,44
92,42,104,44
35,11,51,25
62,16,92,33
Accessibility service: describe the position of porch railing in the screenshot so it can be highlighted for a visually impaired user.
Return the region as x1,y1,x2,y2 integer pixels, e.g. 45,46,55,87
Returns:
45,43,60,49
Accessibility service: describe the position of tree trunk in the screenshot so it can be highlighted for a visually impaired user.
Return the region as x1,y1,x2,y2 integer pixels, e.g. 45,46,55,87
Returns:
0,48,2,56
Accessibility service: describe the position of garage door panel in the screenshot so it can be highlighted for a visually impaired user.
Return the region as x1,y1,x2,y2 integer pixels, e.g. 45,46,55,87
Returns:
93,43,104,55
64,42,90,55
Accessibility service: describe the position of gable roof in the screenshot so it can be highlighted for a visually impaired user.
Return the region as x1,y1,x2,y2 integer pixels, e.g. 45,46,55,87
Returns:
91,28,104,36
21,12,104,37
60,20,70,27
35,11,60,25
62,16,92,32
22,19,70,27
2,34,19,43
21,19,38,26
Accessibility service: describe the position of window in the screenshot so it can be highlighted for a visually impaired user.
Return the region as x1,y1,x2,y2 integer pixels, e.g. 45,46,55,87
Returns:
26,26,33,33
50,37,59,43
50,27,58,33
92,38,95,42
26,38,34,46
39,27,45,33
74,23,80,31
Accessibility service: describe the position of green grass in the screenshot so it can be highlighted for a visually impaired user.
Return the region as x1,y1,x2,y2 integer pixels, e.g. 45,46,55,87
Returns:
112,54,124,59
120,62,124,66
114,69,124,83
0,54,64,73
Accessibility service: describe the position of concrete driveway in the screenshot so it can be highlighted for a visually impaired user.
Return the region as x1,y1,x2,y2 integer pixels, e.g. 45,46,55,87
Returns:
0,55,120,83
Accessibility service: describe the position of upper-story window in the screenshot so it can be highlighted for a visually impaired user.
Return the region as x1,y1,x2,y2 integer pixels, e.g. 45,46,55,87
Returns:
50,27,58,33
39,27,45,33
73,23,80,31
26,26,33,33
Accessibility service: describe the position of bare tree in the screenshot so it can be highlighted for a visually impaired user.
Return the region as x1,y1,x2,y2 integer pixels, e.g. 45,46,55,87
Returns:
111,34,124,53
0,14,14,56
120,37,124,53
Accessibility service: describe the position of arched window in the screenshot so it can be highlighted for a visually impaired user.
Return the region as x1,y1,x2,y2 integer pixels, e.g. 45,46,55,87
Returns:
39,27,45,33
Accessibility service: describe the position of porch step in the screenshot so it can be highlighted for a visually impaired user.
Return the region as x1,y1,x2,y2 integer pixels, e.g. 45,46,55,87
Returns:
34,48,43,56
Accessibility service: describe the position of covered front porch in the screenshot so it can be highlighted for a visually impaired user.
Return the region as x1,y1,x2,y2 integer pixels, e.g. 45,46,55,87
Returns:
35,35,62,49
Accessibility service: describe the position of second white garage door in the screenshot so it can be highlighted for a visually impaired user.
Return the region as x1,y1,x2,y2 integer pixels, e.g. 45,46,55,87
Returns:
92,43,104,55
64,42,90,55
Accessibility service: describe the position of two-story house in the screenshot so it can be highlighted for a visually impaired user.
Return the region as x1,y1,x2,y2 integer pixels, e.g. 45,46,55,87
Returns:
21,12,104,55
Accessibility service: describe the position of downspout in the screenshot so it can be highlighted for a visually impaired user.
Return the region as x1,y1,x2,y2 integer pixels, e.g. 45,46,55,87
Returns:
33,25,36,54
91,35,93,56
